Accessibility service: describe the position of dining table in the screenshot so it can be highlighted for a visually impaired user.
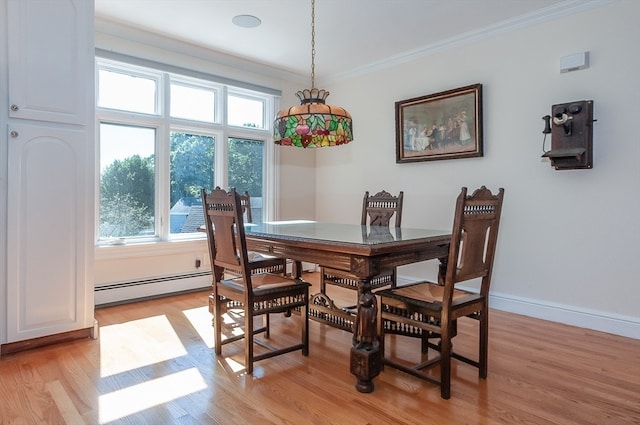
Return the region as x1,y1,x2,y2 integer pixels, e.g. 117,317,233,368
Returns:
244,220,451,393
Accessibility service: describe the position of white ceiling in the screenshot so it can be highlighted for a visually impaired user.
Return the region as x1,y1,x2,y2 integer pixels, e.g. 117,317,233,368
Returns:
94,0,603,82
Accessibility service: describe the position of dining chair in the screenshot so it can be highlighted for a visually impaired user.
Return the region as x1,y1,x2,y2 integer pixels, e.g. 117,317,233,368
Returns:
320,190,404,308
206,188,287,318
376,186,504,399
213,186,286,276
201,187,310,373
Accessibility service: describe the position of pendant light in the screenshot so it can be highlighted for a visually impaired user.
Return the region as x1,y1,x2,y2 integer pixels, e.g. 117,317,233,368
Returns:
273,0,353,148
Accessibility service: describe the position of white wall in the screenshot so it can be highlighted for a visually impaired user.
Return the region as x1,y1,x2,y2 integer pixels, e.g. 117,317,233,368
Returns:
311,0,639,338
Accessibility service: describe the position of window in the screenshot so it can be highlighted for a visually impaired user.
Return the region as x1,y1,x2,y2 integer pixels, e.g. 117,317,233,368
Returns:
96,58,276,244
227,93,265,129
99,123,156,238
98,67,158,114
170,81,215,122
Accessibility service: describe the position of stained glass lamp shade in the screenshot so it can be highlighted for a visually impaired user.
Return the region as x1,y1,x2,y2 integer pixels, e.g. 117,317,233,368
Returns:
273,88,353,148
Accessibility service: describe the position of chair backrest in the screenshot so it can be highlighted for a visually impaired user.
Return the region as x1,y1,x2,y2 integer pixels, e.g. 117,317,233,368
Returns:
215,186,253,223
201,187,252,288
444,186,504,303
361,190,404,227
239,191,253,223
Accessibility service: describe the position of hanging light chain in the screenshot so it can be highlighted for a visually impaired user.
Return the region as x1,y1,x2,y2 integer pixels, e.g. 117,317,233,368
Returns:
310,0,316,89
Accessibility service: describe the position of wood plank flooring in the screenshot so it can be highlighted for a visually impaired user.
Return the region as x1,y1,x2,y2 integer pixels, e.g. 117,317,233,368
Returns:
1,272,639,424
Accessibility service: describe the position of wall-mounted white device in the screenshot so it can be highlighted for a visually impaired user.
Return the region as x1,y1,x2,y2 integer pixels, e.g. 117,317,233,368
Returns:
560,52,589,73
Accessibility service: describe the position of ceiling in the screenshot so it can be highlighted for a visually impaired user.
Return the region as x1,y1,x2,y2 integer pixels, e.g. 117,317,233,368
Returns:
94,0,600,82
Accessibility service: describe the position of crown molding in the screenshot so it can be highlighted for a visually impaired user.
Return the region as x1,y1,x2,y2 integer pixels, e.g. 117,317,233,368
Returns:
323,0,615,85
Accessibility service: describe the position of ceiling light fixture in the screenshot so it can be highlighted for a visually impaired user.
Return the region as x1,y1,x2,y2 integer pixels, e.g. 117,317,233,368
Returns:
232,14,261,28
273,0,353,148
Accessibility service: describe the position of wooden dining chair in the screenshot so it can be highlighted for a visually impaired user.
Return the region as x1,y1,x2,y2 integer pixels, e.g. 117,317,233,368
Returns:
213,187,286,276
201,187,310,373
376,186,504,399
320,190,404,305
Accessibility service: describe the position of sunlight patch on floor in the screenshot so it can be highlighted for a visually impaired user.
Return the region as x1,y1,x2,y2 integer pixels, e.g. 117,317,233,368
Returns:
98,368,207,423
45,380,85,425
99,315,187,377
182,306,214,348
223,356,246,373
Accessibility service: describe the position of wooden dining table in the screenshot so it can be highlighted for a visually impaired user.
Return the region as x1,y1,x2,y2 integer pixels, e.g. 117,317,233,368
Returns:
244,220,451,393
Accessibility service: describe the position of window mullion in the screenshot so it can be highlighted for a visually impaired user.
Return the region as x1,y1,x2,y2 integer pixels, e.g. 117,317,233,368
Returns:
156,73,172,240
216,86,229,190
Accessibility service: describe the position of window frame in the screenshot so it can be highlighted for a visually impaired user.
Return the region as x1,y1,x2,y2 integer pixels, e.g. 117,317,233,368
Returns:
95,57,278,247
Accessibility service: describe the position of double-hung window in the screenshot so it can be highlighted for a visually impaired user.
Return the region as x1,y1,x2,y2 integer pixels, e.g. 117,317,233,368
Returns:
96,58,277,244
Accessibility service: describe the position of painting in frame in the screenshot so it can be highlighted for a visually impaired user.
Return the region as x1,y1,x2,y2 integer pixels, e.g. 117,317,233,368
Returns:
396,83,483,163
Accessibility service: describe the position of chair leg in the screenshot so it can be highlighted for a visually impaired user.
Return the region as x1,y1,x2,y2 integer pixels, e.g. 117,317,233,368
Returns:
479,308,489,379
421,332,429,355
245,307,254,374
440,322,452,400
320,267,327,295
301,303,309,356
263,313,270,339
376,299,385,371
213,296,223,356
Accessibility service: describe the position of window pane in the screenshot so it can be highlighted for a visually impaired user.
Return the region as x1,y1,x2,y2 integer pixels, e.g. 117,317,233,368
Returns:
228,138,264,222
170,83,215,122
99,124,156,239
227,94,264,128
169,132,215,234
98,69,157,114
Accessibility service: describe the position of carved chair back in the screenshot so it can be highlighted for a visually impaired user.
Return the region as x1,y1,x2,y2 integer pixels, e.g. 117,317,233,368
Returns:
443,185,504,305
215,186,253,223
361,190,404,227
201,187,253,293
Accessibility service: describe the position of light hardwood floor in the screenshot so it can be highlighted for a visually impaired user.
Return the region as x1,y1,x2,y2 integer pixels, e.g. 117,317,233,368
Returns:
1,272,638,424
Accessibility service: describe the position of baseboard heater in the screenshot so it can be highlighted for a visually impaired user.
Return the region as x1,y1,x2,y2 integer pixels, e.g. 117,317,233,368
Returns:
95,262,317,307
95,271,212,307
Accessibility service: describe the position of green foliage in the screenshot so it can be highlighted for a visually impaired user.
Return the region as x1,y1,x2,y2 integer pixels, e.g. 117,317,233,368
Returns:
101,155,154,213
100,134,262,237
100,193,153,237
228,138,263,196
100,155,155,237
170,133,214,206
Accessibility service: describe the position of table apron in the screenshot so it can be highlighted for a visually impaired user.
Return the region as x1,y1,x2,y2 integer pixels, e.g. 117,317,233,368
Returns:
246,238,449,278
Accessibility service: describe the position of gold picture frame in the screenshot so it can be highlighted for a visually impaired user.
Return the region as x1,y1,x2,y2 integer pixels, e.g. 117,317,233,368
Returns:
396,84,483,163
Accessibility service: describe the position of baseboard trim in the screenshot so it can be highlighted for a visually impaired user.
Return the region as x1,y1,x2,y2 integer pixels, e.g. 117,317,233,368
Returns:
397,275,639,340
488,291,639,340
1,327,93,356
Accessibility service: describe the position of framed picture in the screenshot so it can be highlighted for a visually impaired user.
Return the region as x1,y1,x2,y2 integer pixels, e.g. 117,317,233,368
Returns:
396,83,483,163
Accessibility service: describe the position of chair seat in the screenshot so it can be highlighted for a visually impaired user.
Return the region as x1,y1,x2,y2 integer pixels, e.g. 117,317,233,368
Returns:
247,254,285,269
224,254,286,277
378,281,482,311
220,273,310,297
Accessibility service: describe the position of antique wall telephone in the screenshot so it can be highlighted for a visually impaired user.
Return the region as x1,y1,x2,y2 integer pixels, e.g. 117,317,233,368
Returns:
541,100,594,170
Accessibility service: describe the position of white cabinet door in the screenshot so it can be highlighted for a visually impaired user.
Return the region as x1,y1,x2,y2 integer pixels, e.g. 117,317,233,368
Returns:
7,0,90,125
6,123,93,342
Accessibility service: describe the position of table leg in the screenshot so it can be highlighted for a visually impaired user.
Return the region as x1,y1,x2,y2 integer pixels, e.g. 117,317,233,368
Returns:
350,280,381,393
292,260,302,278
438,256,448,285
